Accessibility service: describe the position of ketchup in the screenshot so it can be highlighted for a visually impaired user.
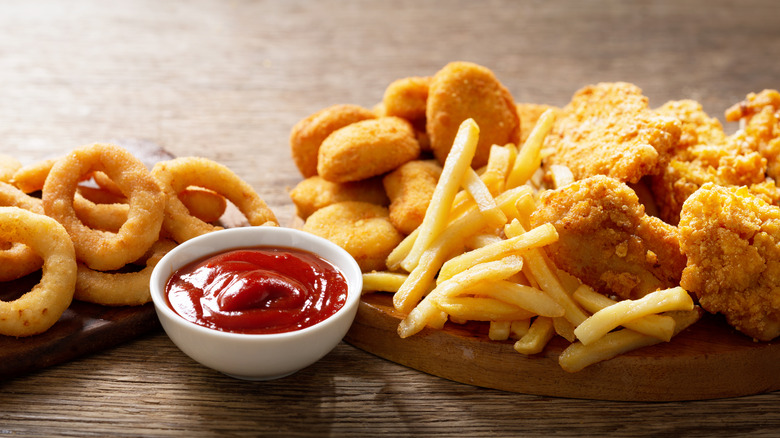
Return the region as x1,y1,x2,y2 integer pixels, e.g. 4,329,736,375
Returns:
165,247,348,334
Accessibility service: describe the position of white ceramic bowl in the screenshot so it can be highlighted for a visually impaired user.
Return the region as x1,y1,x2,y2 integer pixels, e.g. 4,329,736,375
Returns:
149,226,363,380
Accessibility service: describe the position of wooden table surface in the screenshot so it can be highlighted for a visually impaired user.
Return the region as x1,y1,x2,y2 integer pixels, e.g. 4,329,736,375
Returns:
2,1,779,436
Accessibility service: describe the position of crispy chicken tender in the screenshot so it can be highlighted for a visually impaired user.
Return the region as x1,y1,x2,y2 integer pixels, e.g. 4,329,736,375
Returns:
725,89,780,180
317,116,420,183
679,183,780,341
530,175,686,300
543,82,681,184
289,104,376,178
302,201,403,272
651,97,780,225
382,160,442,235
289,175,389,220
426,61,520,169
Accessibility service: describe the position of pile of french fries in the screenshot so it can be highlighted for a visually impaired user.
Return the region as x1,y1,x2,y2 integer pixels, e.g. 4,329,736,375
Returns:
362,111,702,372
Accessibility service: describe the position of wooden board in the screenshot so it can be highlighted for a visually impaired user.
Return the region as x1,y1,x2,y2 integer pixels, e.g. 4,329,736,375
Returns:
344,293,780,401
0,273,159,378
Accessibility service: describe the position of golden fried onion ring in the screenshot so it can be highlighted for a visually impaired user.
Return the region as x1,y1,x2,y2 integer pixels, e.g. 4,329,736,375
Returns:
0,206,77,337
0,182,45,281
75,239,176,306
152,157,277,243
42,144,165,271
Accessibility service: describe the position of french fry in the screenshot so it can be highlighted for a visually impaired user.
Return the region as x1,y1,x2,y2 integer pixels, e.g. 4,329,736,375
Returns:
436,296,534,322
392,201,507,313
361,271,408,293
398,255,524,337
510,319,531,339
464,280,564,318
438,223,558,281
401,119,480,272
489,320,511,340
506,109,555,189
505,220,589,326
513,316,555,355
573,284,676,341
573,286,694,345
559,307,703,372
553,317,577,343
386,227,418,271
462,167,501,214
548,164,574,189
397,298,445,338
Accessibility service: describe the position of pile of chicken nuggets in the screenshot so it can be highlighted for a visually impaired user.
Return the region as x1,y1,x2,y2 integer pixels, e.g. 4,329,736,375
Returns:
289,60,780,344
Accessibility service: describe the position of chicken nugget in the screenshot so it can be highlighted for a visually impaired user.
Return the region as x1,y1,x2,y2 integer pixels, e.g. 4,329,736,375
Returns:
317,117,420,183
426,61,520,169
290,104,376,178
289,175,389,220
383,160,442,235
302,201,403,272
530,175,686,300
382,76,431,123
679,183,780,341
544,82,681,184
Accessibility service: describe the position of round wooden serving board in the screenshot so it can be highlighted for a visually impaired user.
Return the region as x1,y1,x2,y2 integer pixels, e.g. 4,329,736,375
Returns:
344,293,780,401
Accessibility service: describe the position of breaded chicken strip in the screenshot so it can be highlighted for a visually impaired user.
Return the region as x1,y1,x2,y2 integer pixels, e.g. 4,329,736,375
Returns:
651,96,780,225
725,89,780,180
679,183,780,341
543,82,681,184
530,175,686,300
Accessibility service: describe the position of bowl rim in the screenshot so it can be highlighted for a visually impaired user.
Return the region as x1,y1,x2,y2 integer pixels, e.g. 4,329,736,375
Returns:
150,226,363,341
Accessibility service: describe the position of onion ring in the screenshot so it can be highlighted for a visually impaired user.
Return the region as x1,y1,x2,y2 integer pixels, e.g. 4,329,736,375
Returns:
42,144,165,271
74,239,176,306
0,206,77,337
178,186,227,223
0,154,22,183
151,157,277,243
0,182,45,281
11,158,57,193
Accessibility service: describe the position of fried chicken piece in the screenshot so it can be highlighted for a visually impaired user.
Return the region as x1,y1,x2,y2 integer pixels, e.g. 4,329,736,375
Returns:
530,175,686,300
543,82,681,184
725,89,780,180
650,97,780,225
679,183,780,341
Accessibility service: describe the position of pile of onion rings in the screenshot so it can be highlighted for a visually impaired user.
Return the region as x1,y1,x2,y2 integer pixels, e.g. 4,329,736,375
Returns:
0,144,277,337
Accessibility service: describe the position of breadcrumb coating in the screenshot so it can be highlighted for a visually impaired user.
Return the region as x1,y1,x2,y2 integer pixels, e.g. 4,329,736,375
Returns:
679,183,780,341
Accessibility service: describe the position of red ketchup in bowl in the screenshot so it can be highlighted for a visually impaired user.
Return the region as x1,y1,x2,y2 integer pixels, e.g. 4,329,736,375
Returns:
165,247,348,334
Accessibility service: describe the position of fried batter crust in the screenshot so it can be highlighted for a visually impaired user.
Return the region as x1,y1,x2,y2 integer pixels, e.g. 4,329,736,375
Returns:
530,175,686,300
543,82,681,185
651,98,780,225
679,183,780,341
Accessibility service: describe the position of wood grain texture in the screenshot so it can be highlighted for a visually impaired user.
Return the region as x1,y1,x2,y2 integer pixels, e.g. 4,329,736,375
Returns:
1,0,780,436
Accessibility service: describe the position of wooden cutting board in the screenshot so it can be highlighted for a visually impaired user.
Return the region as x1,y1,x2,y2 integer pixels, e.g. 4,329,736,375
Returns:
344,293,780,401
